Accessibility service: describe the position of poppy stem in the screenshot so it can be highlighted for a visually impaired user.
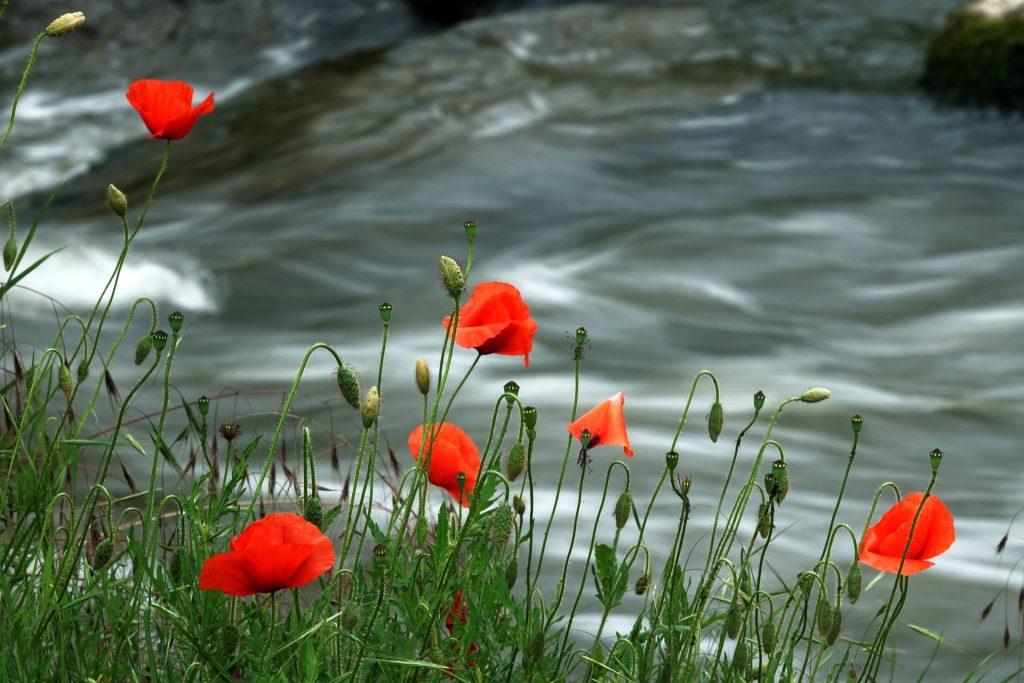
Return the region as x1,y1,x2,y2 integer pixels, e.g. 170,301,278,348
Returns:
0,32,44,158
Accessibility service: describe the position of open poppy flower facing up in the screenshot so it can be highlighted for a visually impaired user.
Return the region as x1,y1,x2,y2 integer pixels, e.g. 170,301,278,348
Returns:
198,513,335,596
442,282,537,367
126,79,214,140
566,392,634,464
859,492,955,576
408,423,480,507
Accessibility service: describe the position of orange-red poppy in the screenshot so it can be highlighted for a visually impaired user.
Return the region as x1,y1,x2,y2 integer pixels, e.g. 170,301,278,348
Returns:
408,423,480,507
198,513,334,596
126,79,214,140
566,392,633,457
442,282,537,367
859,492,955,576
445,589,478,664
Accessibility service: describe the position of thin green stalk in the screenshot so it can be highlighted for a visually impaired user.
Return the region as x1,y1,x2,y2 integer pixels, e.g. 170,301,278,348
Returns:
0,33,45,156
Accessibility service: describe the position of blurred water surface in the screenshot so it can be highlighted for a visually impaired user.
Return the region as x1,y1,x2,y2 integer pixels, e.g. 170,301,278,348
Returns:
2,1,1022,678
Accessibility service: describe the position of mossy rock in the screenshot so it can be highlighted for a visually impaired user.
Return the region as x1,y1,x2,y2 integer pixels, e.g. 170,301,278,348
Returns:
921,3,1024,110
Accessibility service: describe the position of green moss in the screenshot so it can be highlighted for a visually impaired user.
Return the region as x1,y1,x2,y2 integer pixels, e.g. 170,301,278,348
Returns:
921,9,1024,110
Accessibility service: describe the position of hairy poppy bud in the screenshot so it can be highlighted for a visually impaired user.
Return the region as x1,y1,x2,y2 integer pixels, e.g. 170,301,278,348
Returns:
753,390,766,411
336,364,361,410
341,604,359,630
361,386,379,429
771,459,789,503
523,406,538,430
816,594,833,638
505,557,518,589
796,572,814,596
439,255,464,298
799,387,831,404
827,607,842,645
151,330,168,353
733,637,748,673
304,496,323,529
169,548,186,584
490,503,515,548
929,447,943,473
464,219,478,241
378,302,392,323
665,451,679,471
92,538,114,570
761,620,776,653
529,631,545,662
168,310,184,334
3,237,16,271
46,11,85,37
846,563,862,604
106,184,127,217
415,358,430,396
506,442,525,482
757,502,772,539
851,414,863,434
725,598,743,639
635,573,650,595
58,364,73,399
513,494,526,516
708,401,724,443
614,490,632,530
197,395,210,417
134,334,153,365
76,359,89,383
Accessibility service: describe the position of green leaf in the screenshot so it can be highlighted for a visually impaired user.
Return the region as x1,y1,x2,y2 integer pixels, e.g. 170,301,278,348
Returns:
123,433,147,457
906,624,944,642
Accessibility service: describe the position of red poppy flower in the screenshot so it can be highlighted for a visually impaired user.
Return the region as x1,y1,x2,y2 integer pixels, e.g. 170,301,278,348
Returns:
444,589,478,669
126,79,215,140
408,423,480,507
442,282,537,367
859,492,955,576
566,392,633,457
198,513,335,596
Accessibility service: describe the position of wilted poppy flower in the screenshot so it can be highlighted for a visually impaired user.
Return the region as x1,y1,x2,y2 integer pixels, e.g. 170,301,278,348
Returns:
198,513,335,596
859,492,955,576
442,282,537,367
126,79,215,140
566,392,634,457
408,423,480,507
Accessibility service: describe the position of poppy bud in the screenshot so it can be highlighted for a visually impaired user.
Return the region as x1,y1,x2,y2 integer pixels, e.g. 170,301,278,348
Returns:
45,11,85,37
134,334,153,365
733,637,748,673
529,631,545,662
378,302,392,323
707,401,724,443
92,538,114,570
523,406,538,430
505,557,518,589
753,390,766,411
106,184,127,217
3,237,16,272
490,503,515,548
575,326,588,346
761,620,776,653
771,459,789,503
764,472,777,500
439,255,465,298
336,364,361,410
929,447,943,473
506,442,526,482
58,364,73,400
415,358,430,396
361,386,380,429
169,548,186,584
757,502,772,539
197,395,210,417
846,563,862,604
826,607,842,645
725,598,743,639
221,623,240,657
796,572,814,596
304,496,323,529
851,414,863,434
665,451,679,471
151,330,168,353
635,573,650,595
799,387,831,403
168,310,184,334
613,490,632,530
513,494,526,516
76,359,89,383
816,594,833,638
464,219,478,241
341,604,359,630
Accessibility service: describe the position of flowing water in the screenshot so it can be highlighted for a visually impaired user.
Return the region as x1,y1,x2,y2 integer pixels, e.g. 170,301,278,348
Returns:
2,0,1023,678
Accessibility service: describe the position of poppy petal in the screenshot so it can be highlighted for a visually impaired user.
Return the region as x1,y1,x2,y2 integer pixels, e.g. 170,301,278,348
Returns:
199,550,258,596
566,392,633,456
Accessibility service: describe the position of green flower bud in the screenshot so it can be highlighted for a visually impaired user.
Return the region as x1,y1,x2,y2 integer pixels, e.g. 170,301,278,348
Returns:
575,326,588,346
506,442,526,482
464,219,478,241
3,237,17,272
707,401,724,443
764,472,777,500
336,364,361,410
761,620,776,653
523,406,538,430
106,184,127,217
665,451,679,471
796,572,814,596
826,606,842,645
341,603,359,630
304,496,323,529
134,334,153,365
512,494,526,516
505,557,518,589
846,563,862,604
771,459,789,503
169,548,186,584
733,637,748,673
635,573,650,595
816,594,833,638
46,11,85,37
529,631,545,663
929,447,943,473
753,390,765,411
76,359,89,383
439,255,465,298
851,414,863,434
58,363,73,400
757,502,772,539
92,538,114,570
361,386,379,429
799,387,831,403
151,330,168,352
378,302,392,323
415,358,430,396
725,598,743,639
490,503,515,548
197,395,210,417
613,490,632,530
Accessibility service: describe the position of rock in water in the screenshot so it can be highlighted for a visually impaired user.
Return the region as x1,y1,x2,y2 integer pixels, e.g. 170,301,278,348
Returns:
921,0,1024,111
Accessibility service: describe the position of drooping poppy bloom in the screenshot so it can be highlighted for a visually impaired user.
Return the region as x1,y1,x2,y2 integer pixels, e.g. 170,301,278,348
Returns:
442,282,537,367
859,492,955,576
198,513,335,596
126,79,215,140
566,392,634,457
408,423,480,507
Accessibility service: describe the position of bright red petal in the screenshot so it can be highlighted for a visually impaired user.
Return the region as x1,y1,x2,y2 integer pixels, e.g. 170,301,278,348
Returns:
409,423,480,507
859,547,934,576
199,550,258,596
442,282,536,366
566,392,633,456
